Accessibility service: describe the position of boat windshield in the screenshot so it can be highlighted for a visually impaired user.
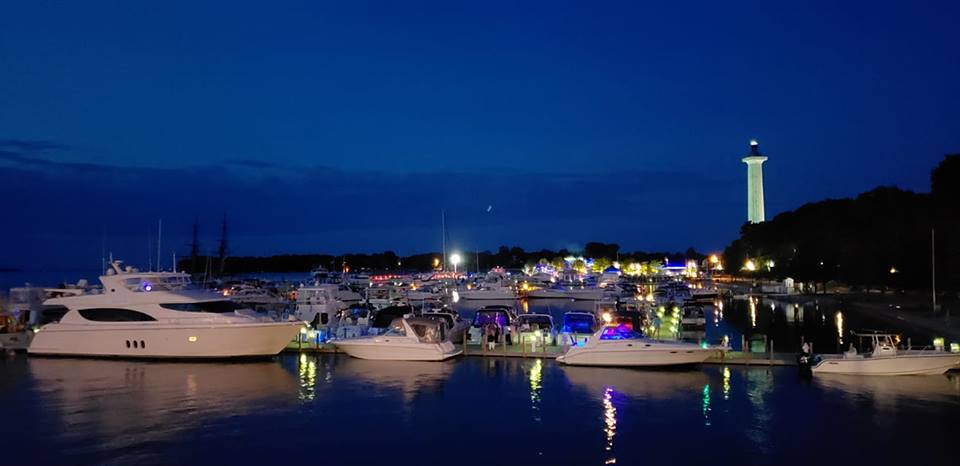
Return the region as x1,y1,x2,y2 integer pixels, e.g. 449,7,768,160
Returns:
160,301,244,313
383,319,407,336
599,325,644,340
123,275,192,292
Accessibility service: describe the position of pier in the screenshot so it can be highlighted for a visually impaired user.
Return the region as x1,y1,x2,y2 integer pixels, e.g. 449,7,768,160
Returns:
285,339,799,365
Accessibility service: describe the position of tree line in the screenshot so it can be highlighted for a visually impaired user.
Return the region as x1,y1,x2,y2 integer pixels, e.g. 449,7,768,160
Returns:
178,242,704,276
724,154,960,295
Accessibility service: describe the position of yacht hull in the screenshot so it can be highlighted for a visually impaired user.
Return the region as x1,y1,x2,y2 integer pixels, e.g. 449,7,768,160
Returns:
558,347,716,367
335,340,461,361
812,353,960,375
27,322,302,359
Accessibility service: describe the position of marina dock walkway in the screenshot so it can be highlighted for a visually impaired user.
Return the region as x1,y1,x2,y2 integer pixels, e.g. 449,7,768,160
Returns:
284,342,798,365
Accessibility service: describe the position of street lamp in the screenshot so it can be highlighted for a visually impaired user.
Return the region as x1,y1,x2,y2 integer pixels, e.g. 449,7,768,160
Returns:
450,253,462,273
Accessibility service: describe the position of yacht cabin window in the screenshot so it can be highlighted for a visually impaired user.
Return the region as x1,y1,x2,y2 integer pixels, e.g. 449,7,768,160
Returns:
79,308,157,322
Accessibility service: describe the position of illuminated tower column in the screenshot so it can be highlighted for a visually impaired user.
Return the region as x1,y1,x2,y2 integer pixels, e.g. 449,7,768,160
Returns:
742,140,768,223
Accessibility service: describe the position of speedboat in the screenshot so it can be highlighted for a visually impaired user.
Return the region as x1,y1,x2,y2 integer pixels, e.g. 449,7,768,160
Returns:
811,332,960,375
28,260,302,358
515,313,557,347
557,324,719,367
334,316,461,361
469,305,518,345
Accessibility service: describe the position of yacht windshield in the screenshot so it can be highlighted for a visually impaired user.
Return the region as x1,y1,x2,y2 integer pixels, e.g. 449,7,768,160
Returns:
599,325,644,340
160,301,244,313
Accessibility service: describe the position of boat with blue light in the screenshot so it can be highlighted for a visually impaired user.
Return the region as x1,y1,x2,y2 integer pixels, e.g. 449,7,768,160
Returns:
556,324,719,367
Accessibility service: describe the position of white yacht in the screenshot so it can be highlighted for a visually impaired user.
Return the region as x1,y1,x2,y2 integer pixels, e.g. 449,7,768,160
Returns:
28,261,302,358
294,284,345,329
334,316,461,361
557,324,719,367
811,333,960,375
459,269,516,301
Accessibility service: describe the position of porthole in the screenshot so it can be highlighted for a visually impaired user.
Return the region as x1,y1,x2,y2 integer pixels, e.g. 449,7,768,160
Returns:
126,340,130,348
133,340,139,348
140,340,145,349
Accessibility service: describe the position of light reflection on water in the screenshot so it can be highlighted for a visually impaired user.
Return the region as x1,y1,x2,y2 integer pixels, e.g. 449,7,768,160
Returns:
2,355,959,465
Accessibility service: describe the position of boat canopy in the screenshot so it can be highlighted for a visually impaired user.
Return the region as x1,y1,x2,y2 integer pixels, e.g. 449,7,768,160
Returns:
372,305,414,328
562,312,597,333
517,314,553,327
405,317,446,343
472,309,511,328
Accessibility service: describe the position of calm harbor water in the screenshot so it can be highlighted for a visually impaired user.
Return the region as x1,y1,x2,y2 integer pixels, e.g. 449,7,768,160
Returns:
2,353,958,466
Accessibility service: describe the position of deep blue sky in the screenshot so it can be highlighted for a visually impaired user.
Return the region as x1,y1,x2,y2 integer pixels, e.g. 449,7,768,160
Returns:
1,1,959,270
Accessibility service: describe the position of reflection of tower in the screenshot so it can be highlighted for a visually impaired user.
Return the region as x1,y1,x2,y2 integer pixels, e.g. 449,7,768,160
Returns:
742,140,768,223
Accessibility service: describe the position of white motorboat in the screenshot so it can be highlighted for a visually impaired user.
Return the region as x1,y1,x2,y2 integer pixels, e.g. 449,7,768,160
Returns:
28,261,302,358
528,286,607,301
334,316,461,361
557,324,719,367
811,333,960,376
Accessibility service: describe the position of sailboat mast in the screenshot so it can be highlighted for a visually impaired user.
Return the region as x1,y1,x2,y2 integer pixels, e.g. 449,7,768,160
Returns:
932,228,937,313
441,209,447,272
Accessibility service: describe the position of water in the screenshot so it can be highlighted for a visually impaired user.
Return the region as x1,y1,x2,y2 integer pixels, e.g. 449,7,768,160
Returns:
2,353,958,465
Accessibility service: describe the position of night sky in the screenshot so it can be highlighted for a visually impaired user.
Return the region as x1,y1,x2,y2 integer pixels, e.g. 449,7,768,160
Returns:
1,1,958,270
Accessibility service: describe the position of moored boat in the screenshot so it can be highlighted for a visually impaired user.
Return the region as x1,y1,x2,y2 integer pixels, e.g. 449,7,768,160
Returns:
334,316,461,361
811,332,960,376
28,260,302,359
557,324,719,367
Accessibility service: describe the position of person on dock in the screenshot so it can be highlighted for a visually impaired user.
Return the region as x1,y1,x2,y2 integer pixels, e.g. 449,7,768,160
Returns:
486,323,498,350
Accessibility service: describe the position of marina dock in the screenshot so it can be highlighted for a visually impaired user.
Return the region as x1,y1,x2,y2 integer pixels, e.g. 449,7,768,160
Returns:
284,341,798,365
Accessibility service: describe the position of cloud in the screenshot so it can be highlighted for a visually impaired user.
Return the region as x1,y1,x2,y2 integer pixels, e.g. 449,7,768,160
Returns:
0,138,743,268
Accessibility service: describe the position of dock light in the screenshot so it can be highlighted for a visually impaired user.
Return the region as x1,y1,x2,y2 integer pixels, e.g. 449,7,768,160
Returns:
450,253,462,272
933,337,945,351
300,327,308,334
744,260,757,272
602,312,612,323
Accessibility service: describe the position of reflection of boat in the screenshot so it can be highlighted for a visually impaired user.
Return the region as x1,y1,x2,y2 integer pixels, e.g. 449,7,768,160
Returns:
333,356,457,402
557,325,718,366
562,365,710,399
29,358,298,444
815,372,960,402
28,261,302,358
334,317,461,361
812,333,960,375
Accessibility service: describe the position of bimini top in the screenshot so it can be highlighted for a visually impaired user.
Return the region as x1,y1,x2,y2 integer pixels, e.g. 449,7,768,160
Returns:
562,311,597,333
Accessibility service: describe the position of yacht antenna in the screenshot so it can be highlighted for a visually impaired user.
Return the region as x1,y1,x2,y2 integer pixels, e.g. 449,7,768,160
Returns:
172,250,177,273
147,230,153,271
157,219,163,272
